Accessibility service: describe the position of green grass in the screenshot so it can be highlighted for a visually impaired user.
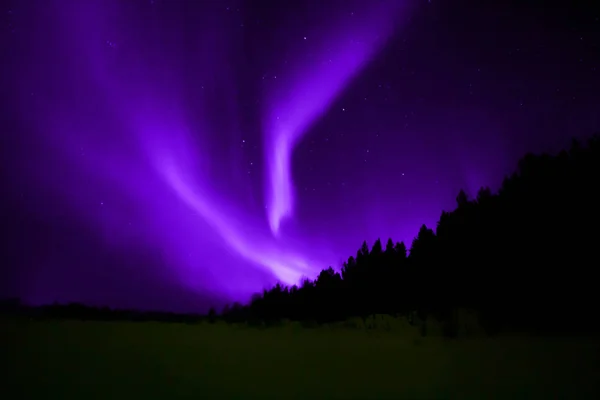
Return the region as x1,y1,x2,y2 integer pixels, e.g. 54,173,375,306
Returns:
3,318,600,399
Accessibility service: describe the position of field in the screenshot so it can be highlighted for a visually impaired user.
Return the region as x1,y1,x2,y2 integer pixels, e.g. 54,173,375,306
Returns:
3,318,600,399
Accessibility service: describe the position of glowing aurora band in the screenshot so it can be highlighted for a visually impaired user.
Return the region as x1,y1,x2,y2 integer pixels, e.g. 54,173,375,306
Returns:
263,2,407,236
27,0,408,300
138,2,407,287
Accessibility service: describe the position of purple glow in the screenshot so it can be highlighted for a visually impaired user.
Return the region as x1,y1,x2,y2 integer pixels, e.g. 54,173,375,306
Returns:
263,2,405,235
7,0,407,303
4,1,597,310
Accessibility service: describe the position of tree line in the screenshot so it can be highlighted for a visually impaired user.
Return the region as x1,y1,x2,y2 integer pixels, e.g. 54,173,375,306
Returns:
3,135,599,335
0,298,206,324
219,135,600,335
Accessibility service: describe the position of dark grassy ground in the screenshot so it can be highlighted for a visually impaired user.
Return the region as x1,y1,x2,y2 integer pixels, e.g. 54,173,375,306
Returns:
3,318,600,399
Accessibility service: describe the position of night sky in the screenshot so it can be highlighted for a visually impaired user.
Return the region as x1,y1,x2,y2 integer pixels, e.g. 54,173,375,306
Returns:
1,0,598,312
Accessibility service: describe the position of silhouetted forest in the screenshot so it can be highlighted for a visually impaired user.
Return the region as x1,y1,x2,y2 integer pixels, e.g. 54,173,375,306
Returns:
0,298,205,324
3,135,600,335
219,135,600,335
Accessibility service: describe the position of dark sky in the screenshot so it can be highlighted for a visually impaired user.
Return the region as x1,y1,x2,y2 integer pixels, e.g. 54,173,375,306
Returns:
1,0,598,312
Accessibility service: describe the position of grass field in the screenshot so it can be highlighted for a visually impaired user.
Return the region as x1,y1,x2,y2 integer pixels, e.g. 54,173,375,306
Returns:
3,318,600,399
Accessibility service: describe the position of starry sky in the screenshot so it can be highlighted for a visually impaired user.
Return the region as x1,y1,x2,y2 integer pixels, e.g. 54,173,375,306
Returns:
1,0,598,312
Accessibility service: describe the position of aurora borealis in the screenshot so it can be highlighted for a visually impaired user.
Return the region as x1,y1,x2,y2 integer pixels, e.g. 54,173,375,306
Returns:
2,0,598,311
